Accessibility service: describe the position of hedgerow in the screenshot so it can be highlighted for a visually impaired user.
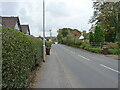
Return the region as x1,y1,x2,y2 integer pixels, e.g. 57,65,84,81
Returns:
2,27,43,88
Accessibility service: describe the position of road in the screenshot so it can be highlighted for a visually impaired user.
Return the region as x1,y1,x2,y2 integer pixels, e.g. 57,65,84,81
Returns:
33,44,119,88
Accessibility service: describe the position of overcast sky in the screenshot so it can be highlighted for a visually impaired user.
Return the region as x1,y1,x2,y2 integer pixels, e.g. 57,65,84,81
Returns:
1,0,94,37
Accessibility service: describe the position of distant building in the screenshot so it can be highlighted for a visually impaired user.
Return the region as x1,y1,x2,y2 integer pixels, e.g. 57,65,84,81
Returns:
21,25,30,35
45,37,55,40
71,30,81,38
1,16,22,32
79,35,84,40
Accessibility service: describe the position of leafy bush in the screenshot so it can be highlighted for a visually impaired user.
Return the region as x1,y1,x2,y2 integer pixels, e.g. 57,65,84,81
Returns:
45,41,52,48
74,39,82,45
2,27,43,88
88,48,102,53
108,49,120,55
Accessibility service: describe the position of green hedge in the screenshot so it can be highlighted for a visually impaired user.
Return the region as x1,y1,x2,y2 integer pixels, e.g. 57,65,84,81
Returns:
2,27,43,88
108,49,120,55
88,48,102,53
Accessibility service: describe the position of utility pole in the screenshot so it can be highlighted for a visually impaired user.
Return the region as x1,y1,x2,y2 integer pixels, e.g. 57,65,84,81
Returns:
49,29,52,39
43,0,45,62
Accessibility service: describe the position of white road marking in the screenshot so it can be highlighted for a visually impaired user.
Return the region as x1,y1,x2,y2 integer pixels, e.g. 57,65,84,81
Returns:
100,64,120,73
62,47,90,61
78,55,90,61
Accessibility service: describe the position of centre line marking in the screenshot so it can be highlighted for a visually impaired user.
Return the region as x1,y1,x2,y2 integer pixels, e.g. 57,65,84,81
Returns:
78,55,90,61
100,64,120,73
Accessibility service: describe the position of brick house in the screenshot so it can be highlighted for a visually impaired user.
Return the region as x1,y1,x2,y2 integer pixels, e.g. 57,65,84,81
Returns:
71,30,81,39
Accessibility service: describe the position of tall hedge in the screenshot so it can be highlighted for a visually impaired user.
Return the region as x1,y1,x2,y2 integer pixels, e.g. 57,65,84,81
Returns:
2,27,43,88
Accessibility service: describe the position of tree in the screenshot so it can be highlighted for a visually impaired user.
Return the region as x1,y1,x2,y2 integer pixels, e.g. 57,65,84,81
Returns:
60,28,69,37
90,2,120,42
82,30,89,40
89,31,94,43
94,25,105,47
57,28,81,44
57,32,64,44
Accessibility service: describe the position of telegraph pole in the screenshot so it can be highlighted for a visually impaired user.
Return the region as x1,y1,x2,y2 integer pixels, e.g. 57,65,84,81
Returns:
43,0,46,62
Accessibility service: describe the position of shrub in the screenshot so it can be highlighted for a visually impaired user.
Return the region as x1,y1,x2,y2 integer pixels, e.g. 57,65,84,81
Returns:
107,43,118,49
74,39,82,45
88,48,102,53
79,45,84,49
108,49,120,55
45,41,52,48
2,27,43,88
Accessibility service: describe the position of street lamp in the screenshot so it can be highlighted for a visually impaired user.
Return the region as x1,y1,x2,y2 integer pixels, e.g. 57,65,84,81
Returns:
49,29,52,39
43,0,46,62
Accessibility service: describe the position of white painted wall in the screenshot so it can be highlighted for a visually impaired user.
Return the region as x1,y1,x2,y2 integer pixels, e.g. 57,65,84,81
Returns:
14,22,20,30
26,29,29,35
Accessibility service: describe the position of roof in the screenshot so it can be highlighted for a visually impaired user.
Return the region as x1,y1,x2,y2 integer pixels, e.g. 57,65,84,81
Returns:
2,17,19,28
21,25,30,35
1,17,22,31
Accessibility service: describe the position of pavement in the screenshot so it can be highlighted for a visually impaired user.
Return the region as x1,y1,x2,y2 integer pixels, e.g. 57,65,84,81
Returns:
105,55,119,60
33,44,119,88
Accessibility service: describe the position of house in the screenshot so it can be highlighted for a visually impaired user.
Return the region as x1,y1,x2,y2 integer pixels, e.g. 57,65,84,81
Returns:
79,35,84,40
21,25,30,35
71,29,81,38
1,16,22,32
0,17,2,26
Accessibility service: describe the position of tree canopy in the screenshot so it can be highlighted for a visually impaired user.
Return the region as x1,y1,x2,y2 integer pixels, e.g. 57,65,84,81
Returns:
90,1,120,42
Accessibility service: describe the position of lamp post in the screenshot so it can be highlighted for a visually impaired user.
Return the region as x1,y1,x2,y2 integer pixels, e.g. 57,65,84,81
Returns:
49,29,52,39
43,0,46,62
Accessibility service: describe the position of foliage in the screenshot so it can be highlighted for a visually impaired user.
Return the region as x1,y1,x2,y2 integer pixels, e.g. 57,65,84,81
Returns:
94,25,105,46
57,34,63,44
2,27,43,88
58,28,69,38
57,28,82,47
90,2,120,42
79,45,120,55
89,32,94,43
82,31,89,40
88,48,102,53
45,41,52,48
108,49,120,55
107,43,118,49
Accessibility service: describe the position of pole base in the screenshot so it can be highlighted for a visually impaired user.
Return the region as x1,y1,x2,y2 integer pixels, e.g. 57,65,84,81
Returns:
43,60,45,62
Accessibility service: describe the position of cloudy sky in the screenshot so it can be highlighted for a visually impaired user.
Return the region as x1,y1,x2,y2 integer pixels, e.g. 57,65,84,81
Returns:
1,0,94,37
